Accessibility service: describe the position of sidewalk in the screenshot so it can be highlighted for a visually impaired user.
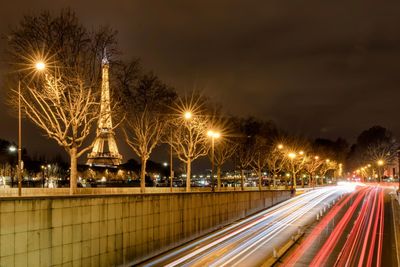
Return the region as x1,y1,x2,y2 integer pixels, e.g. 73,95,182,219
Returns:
390,191,400,265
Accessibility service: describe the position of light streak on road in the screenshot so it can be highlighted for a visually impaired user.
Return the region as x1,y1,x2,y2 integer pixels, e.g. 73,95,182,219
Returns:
284,186,385,267
282,187,365,266
139,187,351,267
333,187,384,267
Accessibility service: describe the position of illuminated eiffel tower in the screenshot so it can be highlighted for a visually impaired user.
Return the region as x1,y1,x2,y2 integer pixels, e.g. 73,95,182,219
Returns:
87,50,122,167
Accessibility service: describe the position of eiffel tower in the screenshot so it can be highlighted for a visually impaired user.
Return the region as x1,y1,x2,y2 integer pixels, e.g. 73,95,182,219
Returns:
87,50,122,167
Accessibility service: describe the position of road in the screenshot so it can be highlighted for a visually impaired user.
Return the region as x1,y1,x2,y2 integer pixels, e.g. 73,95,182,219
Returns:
281,185,397,267
137,186,352,267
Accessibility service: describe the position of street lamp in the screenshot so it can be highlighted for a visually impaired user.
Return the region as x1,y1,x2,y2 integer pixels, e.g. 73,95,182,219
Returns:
15,60,47,196
184,111,192,120
208,130,220,191
377,160,384,182
35,61,46,71
287,152,296,191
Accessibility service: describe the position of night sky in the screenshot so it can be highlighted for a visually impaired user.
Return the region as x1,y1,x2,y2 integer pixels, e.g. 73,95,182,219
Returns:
1,1,400,167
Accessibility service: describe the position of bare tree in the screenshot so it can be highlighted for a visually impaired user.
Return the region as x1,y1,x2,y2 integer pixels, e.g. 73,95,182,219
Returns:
6,9,119,193
303,156,324,187
123,109,167,193
318,160,338,184
213,139,238,190
280,136,311,189
168,93,210,192
348,126,398,173
285,152,308,189
249,137,269,190
366,142,398,165
234,142,252,190
119,70,177,193
266,145,287,188
18,70,99,194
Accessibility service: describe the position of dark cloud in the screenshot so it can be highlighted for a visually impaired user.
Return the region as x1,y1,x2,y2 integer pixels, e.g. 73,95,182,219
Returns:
2,0,400,165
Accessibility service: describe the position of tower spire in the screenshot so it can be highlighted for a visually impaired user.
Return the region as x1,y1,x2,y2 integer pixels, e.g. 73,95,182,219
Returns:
87,49,122,167
102,47,109,65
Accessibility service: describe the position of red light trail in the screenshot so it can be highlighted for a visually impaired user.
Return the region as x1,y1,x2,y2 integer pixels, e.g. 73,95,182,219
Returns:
282,186,385,267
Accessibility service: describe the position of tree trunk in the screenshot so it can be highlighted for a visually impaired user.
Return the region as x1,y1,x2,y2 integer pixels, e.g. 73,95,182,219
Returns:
186,158,191,192
241,169,245,191
273,174,276,188
310,174,314,188
140,157,147,193
301,176,304,188
292,169,297,190
217,165,221,191
258,169,262,191
70,146,78,195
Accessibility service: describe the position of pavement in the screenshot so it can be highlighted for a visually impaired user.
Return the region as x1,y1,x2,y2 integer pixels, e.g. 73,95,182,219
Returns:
390,189,400,265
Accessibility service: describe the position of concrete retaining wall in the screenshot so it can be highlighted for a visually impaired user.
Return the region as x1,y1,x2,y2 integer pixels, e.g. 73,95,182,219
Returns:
0,190,290,266
0,186,288,197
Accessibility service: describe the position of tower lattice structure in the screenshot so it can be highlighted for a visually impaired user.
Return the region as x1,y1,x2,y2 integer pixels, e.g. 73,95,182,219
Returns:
87,52,122,167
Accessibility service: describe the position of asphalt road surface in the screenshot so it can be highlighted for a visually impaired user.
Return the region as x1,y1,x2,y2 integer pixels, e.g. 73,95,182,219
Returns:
280,185,398,267
137,186,352,267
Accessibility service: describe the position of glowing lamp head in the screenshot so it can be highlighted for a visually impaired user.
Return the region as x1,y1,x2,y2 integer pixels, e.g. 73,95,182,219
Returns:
35,61,46,71
207,130,220,138
8,146,17,153
184,111,192,120
377,160,384,166
288,152,296,159
277,144,283,150
314,156,319,160
299,151,304,155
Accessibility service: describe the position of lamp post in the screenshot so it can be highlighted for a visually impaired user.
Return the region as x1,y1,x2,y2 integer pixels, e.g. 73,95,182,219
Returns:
288,152,296,191
178,110,192,191
8,146,17,187
208,130,220,191
17,80,23,196
312,155,319,188
169,130,174,192
15,60,46,196
377,160,384,182
398,150,400,192
272,144,284,188
41,165,46,188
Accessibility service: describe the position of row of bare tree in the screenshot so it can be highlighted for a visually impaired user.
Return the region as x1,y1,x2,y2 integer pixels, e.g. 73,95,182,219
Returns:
8,9,392,194
4,9,347,194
